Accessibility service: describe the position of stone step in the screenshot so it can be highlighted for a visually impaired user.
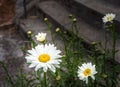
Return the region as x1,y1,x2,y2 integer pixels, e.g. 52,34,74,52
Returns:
18,18,64,50
36,1,120,63
102,0,120,6
68,0,120,33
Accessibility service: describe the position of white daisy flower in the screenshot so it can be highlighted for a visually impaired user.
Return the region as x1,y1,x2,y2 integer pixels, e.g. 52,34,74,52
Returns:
25,44,62,73
102,13,116,23
35,32,46,42
77,62,97,84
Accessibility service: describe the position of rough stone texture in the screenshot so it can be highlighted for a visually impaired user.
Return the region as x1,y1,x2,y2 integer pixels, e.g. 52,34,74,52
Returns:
0,27,24,86
37,1,120,63
103,0,120,6
0,27,24,62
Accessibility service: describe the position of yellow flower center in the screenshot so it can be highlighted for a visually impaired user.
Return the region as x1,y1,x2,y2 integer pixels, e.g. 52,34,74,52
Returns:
107,16,112,21
38,54,50,63
83,68,91,76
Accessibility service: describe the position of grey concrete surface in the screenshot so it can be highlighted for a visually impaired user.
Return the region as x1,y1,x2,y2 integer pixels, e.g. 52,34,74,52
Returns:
75,0,120,21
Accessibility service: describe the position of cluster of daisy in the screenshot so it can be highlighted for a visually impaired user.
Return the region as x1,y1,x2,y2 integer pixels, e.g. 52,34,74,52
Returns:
25,12,116,85
25,31,98,84
25,32,62,73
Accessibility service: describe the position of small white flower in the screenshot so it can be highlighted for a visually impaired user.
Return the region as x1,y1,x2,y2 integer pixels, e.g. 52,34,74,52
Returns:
102,13,116,23
25,44,62,72
35,32,46,42
77,62,97,84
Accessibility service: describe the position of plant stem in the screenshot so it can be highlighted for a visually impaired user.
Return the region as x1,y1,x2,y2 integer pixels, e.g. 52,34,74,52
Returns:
0,61,15,87
103,29,108,72
44,72,47,87
112,26,116,60
47,22,55,44
111,24,117,87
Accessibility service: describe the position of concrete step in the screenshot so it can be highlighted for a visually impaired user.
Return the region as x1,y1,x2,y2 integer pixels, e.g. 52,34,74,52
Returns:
37,1,103,42
102,0,120,6
36,1,120,63
68,0,120,33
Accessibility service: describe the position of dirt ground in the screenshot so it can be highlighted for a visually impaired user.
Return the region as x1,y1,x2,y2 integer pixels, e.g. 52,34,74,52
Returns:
0,0,15,24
